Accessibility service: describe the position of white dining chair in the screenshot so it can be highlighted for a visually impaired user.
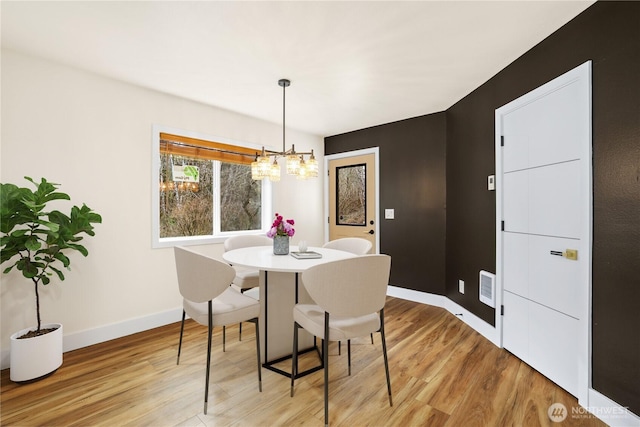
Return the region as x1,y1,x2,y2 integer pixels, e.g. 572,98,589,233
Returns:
290,254,393,426
174,246,262,415
322,237,372,255
322,237,374,352
223,234,271,344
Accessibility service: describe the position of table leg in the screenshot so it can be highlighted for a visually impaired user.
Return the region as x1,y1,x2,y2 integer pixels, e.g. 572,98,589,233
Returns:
260,271,323,379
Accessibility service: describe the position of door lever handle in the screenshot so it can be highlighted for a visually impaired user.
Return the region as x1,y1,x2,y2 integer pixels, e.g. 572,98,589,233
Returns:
550,249,578,260
364,230,374,235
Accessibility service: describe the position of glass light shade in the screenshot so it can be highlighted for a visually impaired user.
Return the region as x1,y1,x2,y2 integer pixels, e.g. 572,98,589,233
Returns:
255,156,271,179
286,154,300,175
251,159,263,180
305,155,319,178
296,158,308,180
269,159,281,182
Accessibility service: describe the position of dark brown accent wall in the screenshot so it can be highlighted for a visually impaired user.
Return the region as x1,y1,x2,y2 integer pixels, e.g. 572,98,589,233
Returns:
325,0,639,416
447,1,639,413
325,113,447,294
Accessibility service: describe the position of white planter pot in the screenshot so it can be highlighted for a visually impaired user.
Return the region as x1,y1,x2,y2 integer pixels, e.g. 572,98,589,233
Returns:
10,323,63,382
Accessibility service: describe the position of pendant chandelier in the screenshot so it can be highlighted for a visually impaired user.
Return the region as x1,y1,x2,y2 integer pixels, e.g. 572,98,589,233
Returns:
251,79,318,181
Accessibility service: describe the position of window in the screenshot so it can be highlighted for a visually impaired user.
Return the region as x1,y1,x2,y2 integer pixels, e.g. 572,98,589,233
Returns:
336,164,366,226
152,127,271,247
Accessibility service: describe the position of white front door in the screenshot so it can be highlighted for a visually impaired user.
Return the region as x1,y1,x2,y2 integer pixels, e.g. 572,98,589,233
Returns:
496,61,592,401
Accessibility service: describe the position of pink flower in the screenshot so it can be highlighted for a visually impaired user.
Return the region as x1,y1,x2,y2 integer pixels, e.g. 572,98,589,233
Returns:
268,213,295,238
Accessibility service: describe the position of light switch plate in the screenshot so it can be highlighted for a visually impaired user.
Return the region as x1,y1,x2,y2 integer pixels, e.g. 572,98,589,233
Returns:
385,209,395,219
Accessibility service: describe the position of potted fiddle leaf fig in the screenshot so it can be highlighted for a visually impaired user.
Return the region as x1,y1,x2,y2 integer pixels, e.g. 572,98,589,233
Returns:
0,176,102,381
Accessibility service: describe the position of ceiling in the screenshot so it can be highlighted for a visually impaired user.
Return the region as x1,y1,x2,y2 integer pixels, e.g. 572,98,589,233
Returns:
1,1,595,137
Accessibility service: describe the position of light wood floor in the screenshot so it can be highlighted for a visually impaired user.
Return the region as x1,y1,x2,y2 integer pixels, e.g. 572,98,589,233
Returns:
1,297,606,427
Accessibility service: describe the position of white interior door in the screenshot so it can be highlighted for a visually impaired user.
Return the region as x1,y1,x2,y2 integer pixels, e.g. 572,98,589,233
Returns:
496,61,592,402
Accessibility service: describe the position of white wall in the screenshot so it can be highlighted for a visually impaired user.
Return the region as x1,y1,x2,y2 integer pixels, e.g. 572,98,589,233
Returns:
0,50,324,366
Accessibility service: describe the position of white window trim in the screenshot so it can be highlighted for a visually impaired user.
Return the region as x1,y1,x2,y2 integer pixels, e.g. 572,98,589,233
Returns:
151,124,272,248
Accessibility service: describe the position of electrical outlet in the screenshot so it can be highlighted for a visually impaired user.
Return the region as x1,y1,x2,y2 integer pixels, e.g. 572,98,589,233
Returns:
458,279,465,294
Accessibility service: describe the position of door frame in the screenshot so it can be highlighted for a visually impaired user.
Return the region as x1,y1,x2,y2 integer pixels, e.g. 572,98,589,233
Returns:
495,61,592,404
324,147,380,253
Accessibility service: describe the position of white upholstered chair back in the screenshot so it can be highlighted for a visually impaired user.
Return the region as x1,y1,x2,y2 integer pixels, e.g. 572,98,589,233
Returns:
174,246,235,303
322,237,372,255
224,235,271,251
301,254,390,318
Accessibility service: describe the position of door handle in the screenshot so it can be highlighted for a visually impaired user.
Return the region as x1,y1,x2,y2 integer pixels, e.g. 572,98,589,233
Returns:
550,249,578,260
364,230,374,235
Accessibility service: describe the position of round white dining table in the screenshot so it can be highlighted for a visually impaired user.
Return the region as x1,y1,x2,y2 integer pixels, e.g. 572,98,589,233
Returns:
222,245,356,272
222,245,356,377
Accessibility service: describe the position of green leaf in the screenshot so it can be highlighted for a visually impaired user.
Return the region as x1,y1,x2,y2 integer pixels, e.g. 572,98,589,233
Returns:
36,220,60,234
25,236,42,251
49,266,65,281
1,246,20,264
67,243,89,257
22,260,38,279
53,252,70,267
9,229,28,238
87,212,103,224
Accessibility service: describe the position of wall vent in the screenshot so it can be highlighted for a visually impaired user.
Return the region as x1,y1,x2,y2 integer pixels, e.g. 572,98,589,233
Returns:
479,270,496,308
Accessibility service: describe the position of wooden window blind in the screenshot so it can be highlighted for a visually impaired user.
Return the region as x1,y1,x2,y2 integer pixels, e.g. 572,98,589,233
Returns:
159,133,258,166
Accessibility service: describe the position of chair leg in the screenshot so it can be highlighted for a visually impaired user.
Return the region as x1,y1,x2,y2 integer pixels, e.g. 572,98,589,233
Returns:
338,340,341,355
251,318,262,392
239,288,249,342
291,322,299,397
379,309,393,407
204,301,213,415
347,339,351,376
222,325,226,352
324,312,330,427
371,333,374,345
177,309,186,365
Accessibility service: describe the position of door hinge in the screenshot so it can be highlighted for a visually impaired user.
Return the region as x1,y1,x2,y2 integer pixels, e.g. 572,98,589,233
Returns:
501,135,505,147
328,216,330,224
501,305,505,316
501,221,505,231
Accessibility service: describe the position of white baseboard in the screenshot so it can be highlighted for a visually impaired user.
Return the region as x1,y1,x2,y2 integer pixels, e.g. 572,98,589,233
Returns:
1,307,183,370
584,388,640,427
387,285,448,307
